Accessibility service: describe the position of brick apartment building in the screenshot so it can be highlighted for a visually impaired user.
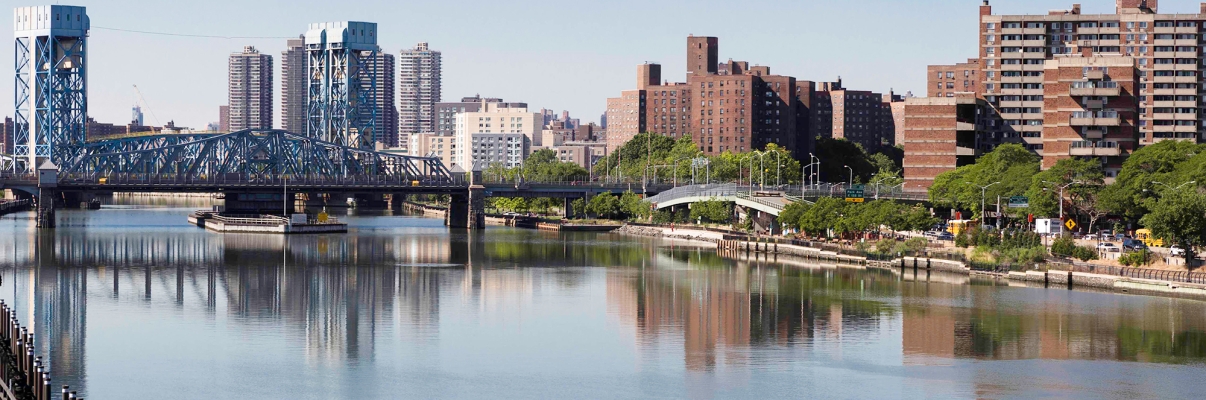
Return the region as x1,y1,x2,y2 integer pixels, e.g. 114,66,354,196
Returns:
605,36,902,158
928,59,981,98
907,0,1189,188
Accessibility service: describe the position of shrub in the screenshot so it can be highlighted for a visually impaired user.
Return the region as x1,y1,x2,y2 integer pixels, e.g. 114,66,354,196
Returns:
955,231,970,248
905,237,929,254
855,241,873,254
1071,246,1098,262
1051,236,1076,257
876,238,897,255
1119,250,1154,266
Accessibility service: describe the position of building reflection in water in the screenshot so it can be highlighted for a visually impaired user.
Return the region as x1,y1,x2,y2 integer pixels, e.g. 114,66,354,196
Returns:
899,278,1206,365
0,223,613,394
1,215,1206,396
609,249,1206,372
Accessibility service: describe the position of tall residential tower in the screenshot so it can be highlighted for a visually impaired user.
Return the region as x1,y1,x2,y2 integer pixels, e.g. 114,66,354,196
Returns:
363,52,397,147
227,46,273,132
398,42,442,152
280,36,307,134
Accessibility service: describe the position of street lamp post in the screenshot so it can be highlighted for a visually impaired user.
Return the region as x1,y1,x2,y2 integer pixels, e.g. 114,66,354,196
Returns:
1043,180,1084,236
974,181,1002,227
1153,180,1197,191
843,165,854,187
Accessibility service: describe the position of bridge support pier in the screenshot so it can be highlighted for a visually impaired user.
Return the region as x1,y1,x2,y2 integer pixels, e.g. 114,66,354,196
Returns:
36,188,56,228
389,194,407,210
224,192,296,216
563,197,577,219
352,194,388,210
446,187,485,229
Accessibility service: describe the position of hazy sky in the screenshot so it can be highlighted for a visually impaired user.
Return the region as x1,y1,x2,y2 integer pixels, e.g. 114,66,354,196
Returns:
3,0,1201,129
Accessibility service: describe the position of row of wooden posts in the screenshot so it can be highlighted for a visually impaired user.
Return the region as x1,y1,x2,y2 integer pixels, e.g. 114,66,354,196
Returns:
0,301,79,400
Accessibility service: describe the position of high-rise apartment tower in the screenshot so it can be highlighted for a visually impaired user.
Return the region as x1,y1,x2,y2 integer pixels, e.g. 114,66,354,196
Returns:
228,46,273,132
398,42,442,152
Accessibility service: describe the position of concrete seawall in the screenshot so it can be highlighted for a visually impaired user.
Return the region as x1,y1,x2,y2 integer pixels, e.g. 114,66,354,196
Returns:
615,224,1206,301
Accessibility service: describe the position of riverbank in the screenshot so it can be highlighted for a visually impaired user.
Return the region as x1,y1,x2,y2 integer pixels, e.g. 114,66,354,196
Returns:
615,223,1206,301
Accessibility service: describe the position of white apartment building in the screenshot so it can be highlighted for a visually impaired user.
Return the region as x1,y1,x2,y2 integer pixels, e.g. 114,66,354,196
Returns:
408,132,459,169
454,103,541,168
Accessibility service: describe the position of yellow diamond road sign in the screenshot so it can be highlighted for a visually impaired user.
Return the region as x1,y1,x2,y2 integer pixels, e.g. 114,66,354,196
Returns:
1065,219,1076,230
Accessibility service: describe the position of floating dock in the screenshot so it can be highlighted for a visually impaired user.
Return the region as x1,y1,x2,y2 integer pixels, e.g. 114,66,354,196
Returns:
189,211,347,234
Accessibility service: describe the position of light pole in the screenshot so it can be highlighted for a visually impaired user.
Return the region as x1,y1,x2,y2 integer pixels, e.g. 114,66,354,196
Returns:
974,181,1001,227
1154,180,1197,191
843,165,854,187
1043,180,1083,236
807,153,820,189
770,151,781,187
756,151,768,190
871,175,893,200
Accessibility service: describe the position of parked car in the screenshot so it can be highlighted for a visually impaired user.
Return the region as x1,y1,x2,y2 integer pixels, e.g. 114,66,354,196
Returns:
1115,233,1129,241
1082,233,1098,241
1097,242,1121,252
936,232,955,241
1122,239,1147,251
1171,246,1187,257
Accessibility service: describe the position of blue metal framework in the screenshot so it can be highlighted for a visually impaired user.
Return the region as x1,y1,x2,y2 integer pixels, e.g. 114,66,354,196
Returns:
13,6,89,172
62,129,451,182
305,22,378,150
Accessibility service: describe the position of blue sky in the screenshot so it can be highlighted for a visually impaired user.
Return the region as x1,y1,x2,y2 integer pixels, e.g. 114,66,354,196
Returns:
3,0,1202,129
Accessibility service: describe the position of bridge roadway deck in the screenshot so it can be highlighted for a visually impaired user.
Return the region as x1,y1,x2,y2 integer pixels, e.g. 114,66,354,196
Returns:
0,175,671,197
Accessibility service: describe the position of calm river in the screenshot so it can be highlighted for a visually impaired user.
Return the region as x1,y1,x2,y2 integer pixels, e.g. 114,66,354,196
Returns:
0,198,1204,399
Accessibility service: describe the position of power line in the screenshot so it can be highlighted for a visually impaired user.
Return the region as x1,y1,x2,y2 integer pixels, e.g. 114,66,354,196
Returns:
93,26,294,40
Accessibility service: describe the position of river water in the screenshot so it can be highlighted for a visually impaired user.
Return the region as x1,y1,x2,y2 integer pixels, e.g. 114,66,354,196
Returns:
0,199,1204,399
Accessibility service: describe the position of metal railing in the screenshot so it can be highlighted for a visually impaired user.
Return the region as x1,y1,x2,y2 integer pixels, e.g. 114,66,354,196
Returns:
0,200,32,214
645,183,929,206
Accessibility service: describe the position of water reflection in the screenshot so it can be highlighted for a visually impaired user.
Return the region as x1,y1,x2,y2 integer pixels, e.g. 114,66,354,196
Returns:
0,208,1204,398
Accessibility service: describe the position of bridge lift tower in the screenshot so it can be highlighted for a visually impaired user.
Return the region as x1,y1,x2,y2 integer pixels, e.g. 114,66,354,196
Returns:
304,21,378,150
13,5,90,173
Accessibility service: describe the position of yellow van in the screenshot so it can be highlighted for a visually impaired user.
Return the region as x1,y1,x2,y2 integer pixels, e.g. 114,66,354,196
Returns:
1135,229,1164,247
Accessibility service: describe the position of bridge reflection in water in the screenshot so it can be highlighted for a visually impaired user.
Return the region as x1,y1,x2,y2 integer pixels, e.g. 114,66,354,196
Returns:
0,217,1205,397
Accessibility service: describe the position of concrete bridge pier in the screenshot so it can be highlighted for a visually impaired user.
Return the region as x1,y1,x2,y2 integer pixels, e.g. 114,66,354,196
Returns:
223,192,296,215
738,205,780,236
446,187,485,229
36,188,56,228
352,194,388,210
563,197,578,219
389,194,407,210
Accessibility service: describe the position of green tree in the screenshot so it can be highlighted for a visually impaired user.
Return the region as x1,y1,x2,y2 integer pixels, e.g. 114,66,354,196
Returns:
620,191,648,220
778,201,811,231
1102,139,1206,220
586,194,621,219
689,198,733,224
570,198,586,219
799,197,847,237
1024,158,1106,231
1139,186,1206,261
815,137,877,184
928,143,1040,218
522,149,588,182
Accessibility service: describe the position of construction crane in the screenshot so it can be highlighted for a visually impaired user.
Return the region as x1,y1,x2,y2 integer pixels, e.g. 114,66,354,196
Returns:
132,85,163,134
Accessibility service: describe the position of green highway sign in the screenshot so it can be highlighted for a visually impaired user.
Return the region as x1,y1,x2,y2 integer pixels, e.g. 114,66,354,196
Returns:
1008,195,1029,208
845,188,865,203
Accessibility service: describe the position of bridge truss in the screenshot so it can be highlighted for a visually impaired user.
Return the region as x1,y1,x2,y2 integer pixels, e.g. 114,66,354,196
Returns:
59,129,452,182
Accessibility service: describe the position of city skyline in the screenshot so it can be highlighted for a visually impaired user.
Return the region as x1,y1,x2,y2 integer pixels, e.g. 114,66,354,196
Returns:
3,0,1135,131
